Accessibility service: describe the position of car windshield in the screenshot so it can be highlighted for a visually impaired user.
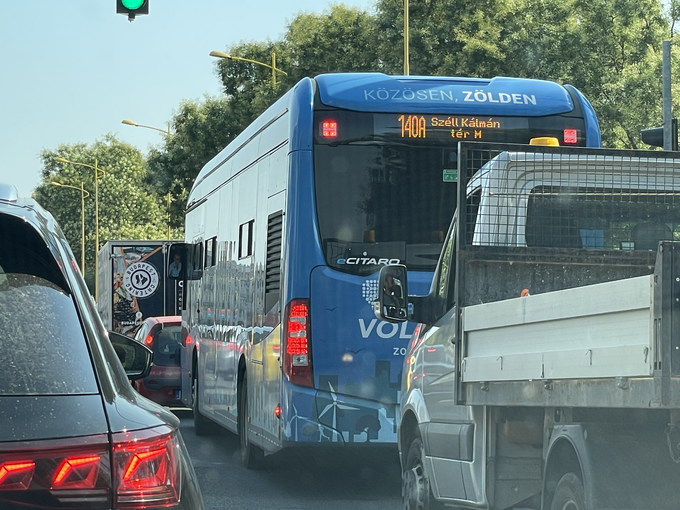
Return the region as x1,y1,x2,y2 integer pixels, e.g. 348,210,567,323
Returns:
0,273,98,395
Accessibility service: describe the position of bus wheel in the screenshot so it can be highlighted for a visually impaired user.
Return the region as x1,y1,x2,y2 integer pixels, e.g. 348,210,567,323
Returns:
551,473,586,510
238,371,264,469
192,374,219,436
403,436,444,510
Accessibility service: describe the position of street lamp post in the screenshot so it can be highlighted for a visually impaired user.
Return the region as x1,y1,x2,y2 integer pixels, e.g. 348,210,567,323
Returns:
51,181,90,274
123,120,174,239
55,157,107,296
121,119,171,136
209,50,288,86
166,192,172,239
404,0,410,75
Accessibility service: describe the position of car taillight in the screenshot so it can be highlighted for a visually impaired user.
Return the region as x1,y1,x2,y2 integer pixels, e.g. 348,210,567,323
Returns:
112,425,180,508
0,427,180,509
145,335,153,346
0,434,111,508
282,298,313,387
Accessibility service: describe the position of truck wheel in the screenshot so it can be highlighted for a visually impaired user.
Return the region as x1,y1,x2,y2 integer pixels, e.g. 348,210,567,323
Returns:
239,371,264,469
403,436,444,510
192,374,219,436
551,472,586,510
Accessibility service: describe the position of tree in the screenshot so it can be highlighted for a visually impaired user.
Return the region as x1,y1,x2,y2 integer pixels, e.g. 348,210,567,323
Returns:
374,0,514,77
146,4,383,226
284,5,381,78
212,5,381,120
146,96,242,227
33,134,168,290
504,0,669,148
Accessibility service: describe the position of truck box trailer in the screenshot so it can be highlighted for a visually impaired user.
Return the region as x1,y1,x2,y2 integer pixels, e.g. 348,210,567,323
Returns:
375,142,680,510
97,240,182,336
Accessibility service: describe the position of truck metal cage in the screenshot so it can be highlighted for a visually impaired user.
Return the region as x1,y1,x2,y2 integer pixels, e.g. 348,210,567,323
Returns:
454,142,680,407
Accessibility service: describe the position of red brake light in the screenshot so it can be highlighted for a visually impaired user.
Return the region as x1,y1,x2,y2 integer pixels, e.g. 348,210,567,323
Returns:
0,435,110,507
52,455,100,488
283,299,313,387
321,120,337,138
112,425,180,508
563,128,578,144
144,335,153,346
0,461,35,490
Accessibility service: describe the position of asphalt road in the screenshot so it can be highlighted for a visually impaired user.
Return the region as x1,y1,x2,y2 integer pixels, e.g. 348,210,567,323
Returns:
174,409,402,510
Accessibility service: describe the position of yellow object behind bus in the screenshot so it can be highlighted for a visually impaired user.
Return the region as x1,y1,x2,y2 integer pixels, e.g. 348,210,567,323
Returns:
530,137,560,146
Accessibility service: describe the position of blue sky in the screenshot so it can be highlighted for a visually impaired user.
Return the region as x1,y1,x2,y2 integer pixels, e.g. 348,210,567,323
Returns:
0,0,376,197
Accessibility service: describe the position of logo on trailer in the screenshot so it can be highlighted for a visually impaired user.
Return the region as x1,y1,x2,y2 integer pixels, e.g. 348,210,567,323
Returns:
123,261,159,298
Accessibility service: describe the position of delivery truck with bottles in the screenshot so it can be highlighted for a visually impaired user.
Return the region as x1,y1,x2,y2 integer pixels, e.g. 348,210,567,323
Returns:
374,142,680,510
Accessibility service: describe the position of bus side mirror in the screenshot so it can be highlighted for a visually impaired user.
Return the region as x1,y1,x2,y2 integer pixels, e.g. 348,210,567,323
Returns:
374,264,408,323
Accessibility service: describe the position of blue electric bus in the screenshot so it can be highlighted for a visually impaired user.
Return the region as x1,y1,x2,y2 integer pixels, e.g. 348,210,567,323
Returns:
171,73,601,467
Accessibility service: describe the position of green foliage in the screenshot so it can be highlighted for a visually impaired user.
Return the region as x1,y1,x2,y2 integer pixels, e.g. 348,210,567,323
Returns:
33,135,168,290
285,5,381,77
500,0,670,147
374,0,515,76
146,96,241,227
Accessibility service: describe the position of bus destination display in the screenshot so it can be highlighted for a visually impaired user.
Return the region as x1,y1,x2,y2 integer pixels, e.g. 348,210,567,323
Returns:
314,111,582,146
395,114,524,141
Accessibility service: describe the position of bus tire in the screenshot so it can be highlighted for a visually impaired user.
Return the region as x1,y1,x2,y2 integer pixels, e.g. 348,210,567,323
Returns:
551,472,586,510
239,371,264,469
192,374,220,436
403,436,445,510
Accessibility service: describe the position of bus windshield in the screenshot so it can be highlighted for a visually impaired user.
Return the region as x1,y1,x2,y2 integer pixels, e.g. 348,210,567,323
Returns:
315,143,455,275
314,109,588,275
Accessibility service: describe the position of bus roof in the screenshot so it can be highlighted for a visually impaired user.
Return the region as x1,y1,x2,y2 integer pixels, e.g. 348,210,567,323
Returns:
315,73,578,116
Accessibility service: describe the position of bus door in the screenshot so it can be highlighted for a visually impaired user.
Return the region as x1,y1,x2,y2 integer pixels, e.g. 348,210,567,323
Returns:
248,190,286,441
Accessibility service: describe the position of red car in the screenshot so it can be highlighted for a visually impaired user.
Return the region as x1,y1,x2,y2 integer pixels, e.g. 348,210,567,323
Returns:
133,316,184,407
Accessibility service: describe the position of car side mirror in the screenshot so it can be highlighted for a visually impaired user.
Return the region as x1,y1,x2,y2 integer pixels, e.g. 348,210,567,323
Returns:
109,331,154,380
374,264,409,323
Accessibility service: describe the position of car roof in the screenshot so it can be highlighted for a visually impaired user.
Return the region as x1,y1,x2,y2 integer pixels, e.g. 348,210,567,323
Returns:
145,315,182,325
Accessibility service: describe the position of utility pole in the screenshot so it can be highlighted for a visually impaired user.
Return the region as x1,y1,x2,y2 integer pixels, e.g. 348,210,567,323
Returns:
404,0,409,75
663,41,672,150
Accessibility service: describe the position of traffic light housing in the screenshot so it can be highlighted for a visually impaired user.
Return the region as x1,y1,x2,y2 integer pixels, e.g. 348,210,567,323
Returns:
641,119,678,150
117,0,148,21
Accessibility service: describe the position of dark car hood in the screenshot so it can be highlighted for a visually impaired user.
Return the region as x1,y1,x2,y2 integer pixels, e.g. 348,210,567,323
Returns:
0,395,109,442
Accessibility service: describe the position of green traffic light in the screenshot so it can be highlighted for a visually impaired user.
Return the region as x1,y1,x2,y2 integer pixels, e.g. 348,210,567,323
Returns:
121,0,145,8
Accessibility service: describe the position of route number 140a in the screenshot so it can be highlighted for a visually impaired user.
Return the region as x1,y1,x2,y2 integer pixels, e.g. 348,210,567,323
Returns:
398,115,426,138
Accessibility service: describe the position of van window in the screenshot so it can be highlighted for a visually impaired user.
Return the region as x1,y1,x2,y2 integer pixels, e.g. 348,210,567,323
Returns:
526,186,680,250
